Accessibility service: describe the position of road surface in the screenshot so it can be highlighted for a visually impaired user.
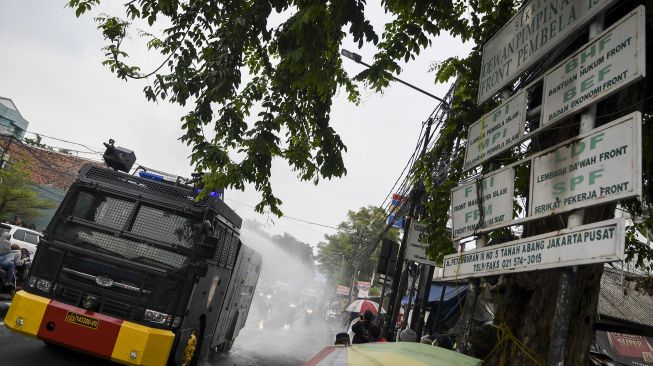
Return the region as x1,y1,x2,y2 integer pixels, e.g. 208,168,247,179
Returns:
0,301,338,366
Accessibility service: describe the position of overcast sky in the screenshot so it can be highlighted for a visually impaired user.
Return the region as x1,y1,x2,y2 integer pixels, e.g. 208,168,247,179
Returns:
0,1,472,247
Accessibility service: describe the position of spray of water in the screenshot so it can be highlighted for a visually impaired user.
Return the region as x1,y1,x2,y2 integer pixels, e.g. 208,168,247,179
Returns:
213,221,338,365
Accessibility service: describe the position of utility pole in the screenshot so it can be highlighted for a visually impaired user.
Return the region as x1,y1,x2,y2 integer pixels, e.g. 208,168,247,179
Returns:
340,50,450,339
547,16,604,366
383,117,434,339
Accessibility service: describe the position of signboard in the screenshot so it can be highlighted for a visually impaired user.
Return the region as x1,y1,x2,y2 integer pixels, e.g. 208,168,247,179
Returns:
356,281,371,298
542,6,646,127
529,112,641,217
478,0,618,104
594,331,653,365
387,214,405,229
406,222,436,266
451,168,514,241
336,285,350,296
464,90,527,171
442,219,624,280
377,274,393,287
376,238,399,276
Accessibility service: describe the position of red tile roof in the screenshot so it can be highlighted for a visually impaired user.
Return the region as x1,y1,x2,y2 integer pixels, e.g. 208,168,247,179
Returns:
0,135,102,191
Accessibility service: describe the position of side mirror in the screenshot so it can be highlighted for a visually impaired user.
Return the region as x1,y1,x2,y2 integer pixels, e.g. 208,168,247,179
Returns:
198,235,219,259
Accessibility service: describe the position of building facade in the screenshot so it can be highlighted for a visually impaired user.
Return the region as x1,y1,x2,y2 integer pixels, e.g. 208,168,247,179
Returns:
0,96,29,139
0,135,101,231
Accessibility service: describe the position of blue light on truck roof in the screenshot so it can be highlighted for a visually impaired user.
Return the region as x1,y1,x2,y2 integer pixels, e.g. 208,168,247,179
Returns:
194,188,223,199
139,171,164,182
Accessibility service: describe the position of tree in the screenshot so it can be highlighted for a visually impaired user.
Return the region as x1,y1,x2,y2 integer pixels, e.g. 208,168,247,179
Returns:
316,206,398,286
0,163,57,222
23,134,47,149
243,219,314,268
66,0,477,216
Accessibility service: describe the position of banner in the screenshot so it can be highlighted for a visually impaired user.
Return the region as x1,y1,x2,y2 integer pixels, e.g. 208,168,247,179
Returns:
530,112,641,217
451,167,514,241
464,91,527,171
478,0,618,104
542,6,646,127
442,219,625,280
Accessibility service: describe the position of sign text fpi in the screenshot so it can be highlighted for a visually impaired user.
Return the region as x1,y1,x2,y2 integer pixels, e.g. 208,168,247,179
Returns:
442,219,625,280
451,168,514,241
542,6,646,127
478,0,618,104
530,112,641,217
464,91,527,171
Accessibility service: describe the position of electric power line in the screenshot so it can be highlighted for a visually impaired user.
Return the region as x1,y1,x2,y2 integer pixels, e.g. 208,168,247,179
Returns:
224,197,340,230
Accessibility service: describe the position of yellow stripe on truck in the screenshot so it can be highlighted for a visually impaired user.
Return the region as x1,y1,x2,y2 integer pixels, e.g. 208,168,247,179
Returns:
111,320,175,366
4,291,49,337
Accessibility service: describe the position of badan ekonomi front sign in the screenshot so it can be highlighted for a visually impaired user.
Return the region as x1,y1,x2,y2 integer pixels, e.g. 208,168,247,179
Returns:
442,219,625,280
542,6,646,127
463,90,527,172
451,168,514,241
478,0,617,104
530,112,642,217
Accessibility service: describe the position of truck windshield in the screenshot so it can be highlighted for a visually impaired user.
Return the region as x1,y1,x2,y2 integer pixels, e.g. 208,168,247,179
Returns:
54,190,201,270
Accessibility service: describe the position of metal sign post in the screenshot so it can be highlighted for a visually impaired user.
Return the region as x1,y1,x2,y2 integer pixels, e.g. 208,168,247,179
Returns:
548,17,603,366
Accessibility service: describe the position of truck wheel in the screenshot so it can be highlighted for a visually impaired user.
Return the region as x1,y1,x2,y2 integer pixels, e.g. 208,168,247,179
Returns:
181,330,198,366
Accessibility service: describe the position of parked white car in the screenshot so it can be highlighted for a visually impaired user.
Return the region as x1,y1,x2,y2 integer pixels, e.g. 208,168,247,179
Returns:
0,223,42,260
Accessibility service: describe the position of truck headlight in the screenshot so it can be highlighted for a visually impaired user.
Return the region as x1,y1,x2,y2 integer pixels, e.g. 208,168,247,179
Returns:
143,309,172,325
28,276,52,292
82,294,99,310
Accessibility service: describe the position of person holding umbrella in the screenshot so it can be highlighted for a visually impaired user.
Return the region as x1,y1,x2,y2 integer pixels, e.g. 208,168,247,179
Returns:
352,310,375,344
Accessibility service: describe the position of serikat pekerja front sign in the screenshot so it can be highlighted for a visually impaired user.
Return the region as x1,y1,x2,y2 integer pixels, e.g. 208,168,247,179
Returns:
529,112,641,217
477,0,618,104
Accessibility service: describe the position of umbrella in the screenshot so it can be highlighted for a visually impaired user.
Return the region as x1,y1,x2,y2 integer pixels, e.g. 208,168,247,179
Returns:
304,342,482,366
345,299,386,314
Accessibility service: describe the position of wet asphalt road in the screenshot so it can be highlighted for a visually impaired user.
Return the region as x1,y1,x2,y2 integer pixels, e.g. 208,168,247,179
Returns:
0,302,337,366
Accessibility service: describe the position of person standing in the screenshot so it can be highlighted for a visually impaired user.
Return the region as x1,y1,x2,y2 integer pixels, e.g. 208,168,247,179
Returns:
0,233,16,287
351,311,374,344
12,216,22,227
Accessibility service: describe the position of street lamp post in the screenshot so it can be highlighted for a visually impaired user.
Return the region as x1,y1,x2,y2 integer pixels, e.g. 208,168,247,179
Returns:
341,49,450,108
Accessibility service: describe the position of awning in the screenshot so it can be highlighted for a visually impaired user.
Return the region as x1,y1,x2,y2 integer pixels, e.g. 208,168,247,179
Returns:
402,282,468,305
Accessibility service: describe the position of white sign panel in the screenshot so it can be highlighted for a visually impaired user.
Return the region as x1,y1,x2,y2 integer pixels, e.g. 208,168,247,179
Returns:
463,90,527,171
451,168,514,241
478,0,618,104
530,112,641,217
406,222,436,266
542,6,646,127
442,219,625,280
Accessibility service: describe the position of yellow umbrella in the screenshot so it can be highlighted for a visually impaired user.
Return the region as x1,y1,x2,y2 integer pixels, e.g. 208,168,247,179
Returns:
304,342,482,366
